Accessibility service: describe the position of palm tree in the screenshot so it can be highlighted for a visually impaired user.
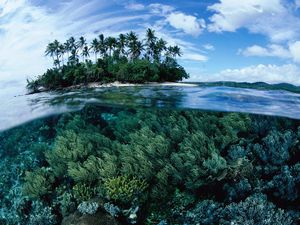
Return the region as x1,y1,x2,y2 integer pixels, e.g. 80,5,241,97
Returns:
117,33,127,57
67,37,76,50
81,45,90,62
127,31,138,43
59,44,65,65
69,49,79,64
98,34,106,57
67,37,77,63
105,37,117,56
52,40,61,67
134,41,144,59
90,38,99,62
166,46,182,59
154,38,167,62
126,31,139,60
64,40,71,61
171,45,182,59
145,28,157,60
45,42,56,64
77,36,87,61
128,40,144,60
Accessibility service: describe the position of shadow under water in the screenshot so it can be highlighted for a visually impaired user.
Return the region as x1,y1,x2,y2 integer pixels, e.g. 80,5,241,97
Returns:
0,104,299,225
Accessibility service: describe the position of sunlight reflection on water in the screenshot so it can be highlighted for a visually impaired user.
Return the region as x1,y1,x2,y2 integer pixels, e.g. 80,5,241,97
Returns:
1,83,300,131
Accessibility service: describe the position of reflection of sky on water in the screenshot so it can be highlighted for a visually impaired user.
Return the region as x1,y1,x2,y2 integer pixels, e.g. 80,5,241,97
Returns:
1,84,300,131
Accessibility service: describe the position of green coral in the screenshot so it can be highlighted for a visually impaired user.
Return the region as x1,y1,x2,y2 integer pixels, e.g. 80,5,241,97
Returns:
10,106,300,224
46,130,93,177
72,183,97,202
104,176,148,205
170,132,227,189
23,167,54,199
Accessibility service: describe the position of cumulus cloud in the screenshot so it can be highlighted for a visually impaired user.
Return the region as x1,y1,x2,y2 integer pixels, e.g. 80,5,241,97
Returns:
198,64,300,85
208,0,300,42
241,44,291,58
240,42,300,64
166,12,206,36
289,41,300,63
148,3,206,37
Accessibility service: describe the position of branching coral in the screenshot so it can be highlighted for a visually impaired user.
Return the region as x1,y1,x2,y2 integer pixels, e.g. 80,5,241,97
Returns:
72,183,97,202
266,165,300,201
170,131,227,189
184,194,295,225
4,107,299,225
253,130,296,166
218,194,294,225
23,167,54,199
28,201,57,225
104,176,148,205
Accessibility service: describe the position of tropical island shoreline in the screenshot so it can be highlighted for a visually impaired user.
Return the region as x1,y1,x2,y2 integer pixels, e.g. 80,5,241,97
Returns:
26,28,300,96
26,28,190,94
27,81,198,94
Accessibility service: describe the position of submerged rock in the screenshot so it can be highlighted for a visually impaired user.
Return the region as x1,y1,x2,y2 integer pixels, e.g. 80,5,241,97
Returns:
62,210,120,225
77,201,99,215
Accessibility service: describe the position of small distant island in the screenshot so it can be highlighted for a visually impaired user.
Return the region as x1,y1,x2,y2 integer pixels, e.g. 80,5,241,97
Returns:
27,29,189,93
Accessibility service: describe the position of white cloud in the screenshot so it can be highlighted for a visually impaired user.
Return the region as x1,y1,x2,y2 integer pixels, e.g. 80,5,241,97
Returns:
182,53,208,62
0,0,209,91
125,3,145,11
0,0,149,82
208,0,300,42
149,3,174,15
296,0,300,8
240,42,300,64
197,64,300,85
289,41,300,63
148,3,206,37
203,44,215,51
139,26,208,62
241,44,291,58
166,12,206,36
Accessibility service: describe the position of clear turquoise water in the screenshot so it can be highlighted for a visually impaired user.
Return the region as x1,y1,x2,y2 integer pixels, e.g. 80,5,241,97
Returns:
0,84,299,224
2,83,300,131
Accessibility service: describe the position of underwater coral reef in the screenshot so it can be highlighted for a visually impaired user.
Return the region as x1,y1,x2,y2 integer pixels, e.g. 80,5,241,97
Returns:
0,105,299,224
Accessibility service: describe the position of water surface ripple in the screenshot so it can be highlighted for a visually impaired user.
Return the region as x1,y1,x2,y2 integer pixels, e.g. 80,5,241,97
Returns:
1,84,300,131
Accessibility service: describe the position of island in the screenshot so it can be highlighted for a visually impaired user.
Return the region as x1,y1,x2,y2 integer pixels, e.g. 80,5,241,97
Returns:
27,29,189,93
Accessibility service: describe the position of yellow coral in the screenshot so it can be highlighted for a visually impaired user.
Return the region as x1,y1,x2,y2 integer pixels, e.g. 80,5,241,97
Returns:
104,176,148,205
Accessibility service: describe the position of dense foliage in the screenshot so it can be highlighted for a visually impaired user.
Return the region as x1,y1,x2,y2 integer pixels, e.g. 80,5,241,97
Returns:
0,106,299,224
27,29,188,92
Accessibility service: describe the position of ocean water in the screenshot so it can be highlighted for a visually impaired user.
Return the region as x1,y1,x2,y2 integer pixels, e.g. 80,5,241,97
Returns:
0,84,299,224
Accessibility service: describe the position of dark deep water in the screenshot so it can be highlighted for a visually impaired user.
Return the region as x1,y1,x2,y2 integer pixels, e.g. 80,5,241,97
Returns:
0,85,299,224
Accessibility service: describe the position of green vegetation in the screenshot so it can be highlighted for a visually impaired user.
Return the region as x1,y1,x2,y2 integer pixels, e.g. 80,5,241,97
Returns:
27,29,189,93
197,81,300,94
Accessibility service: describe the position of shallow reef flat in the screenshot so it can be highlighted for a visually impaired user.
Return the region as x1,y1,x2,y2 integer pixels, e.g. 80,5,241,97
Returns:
0,105,299,224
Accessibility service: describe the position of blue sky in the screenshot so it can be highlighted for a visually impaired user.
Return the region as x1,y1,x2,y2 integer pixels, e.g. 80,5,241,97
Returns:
1,0,300,85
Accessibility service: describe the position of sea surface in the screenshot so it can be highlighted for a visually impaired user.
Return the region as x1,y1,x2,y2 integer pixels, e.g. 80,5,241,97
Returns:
1,83,300,131
0,83,299,224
